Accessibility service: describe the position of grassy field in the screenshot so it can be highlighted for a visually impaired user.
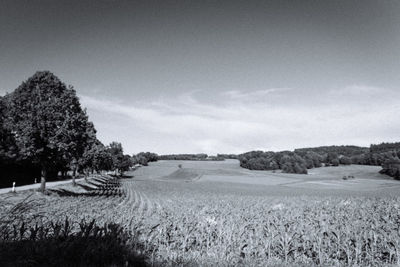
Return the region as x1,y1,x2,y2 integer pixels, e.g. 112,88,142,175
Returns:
1,160,400,266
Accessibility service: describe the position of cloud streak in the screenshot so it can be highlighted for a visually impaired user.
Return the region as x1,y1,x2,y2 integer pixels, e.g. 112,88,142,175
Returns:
80,85,400,155
222,88,290,100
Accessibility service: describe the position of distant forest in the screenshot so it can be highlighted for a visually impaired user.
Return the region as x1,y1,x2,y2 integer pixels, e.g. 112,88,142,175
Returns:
158,153,236,161
238,144,400,178
155,145,400,179
158,153,209,161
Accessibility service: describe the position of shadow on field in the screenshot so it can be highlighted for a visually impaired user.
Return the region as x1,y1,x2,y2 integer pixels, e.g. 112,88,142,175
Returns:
161,168,200,181
110,174,134,178
0,192,159,266
0,218,152,267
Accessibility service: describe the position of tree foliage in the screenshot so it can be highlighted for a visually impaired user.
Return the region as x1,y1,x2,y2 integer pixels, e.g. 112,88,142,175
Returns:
158,154,208,160
239,143,400,178
0,71,129,189
339,156,352,165
217,154,238,159
0,97,18,163
238,151,309,174
132,152,158,166
294,145,369,158
3,71,96,179
107,142,132,175
380,157,400,179
79,143,113,174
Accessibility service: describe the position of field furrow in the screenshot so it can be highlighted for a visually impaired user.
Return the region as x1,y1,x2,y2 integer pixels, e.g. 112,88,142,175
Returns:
3,161,400,266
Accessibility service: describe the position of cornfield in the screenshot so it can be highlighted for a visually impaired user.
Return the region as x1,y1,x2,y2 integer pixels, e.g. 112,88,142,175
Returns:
120,179,400,266
1,174,400,266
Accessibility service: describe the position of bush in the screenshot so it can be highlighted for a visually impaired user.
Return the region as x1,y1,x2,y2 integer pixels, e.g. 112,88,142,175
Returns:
380,158,400,179
331,159,339,166
339,156,352,165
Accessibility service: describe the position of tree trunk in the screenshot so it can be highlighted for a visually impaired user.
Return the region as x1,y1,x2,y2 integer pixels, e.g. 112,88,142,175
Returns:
40,169,46,193
72,167,77,186
84,169,89,182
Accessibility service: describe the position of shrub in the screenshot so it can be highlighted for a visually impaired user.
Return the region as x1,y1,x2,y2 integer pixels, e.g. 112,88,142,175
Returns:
339,156,352,165
331,159,339,166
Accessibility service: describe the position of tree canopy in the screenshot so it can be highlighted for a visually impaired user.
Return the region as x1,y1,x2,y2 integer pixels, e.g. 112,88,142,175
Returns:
0,71,133,189
4,71,93,174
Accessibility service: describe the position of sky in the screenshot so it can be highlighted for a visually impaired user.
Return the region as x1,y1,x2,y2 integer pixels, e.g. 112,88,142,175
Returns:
1,0,400,155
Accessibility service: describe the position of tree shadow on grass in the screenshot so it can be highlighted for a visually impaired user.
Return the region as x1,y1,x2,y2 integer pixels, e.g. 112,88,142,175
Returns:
110,174,134,179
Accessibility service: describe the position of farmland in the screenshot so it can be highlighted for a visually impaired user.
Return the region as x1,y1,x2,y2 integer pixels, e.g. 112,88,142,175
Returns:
1,160,400,266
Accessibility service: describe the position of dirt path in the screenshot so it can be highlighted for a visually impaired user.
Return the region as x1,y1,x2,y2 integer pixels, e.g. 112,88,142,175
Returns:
0,178,84,194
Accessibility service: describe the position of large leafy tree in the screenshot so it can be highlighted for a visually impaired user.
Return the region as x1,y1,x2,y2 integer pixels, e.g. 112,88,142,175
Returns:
118,155,132,176
0,97,18,163
4,71,97,191
91,144,114,173
107,142,132,176
79,142,113,175
108,142,124,172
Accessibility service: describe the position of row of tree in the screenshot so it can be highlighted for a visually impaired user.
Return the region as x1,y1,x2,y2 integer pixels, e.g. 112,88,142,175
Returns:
217,154,239,159
158,153,208,160
131,152,158,166
370,142,400,153
294,145,369,157
0,71,133,189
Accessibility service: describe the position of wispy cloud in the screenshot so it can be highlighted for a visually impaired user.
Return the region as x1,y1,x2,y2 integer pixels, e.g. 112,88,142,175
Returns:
79,85,400,155
222,88,290,100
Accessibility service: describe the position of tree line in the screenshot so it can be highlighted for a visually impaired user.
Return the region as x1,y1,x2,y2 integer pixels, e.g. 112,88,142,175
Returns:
158,154,209,160
0,71,137,190
239,144,400,178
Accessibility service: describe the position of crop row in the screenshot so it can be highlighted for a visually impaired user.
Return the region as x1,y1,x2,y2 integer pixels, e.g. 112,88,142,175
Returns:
49,174,124,197
120,180,400,266
2,178,400,266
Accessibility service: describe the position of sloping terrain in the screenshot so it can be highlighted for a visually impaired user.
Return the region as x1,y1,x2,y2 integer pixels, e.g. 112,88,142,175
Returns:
153,160,400,193
2,160,400,266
